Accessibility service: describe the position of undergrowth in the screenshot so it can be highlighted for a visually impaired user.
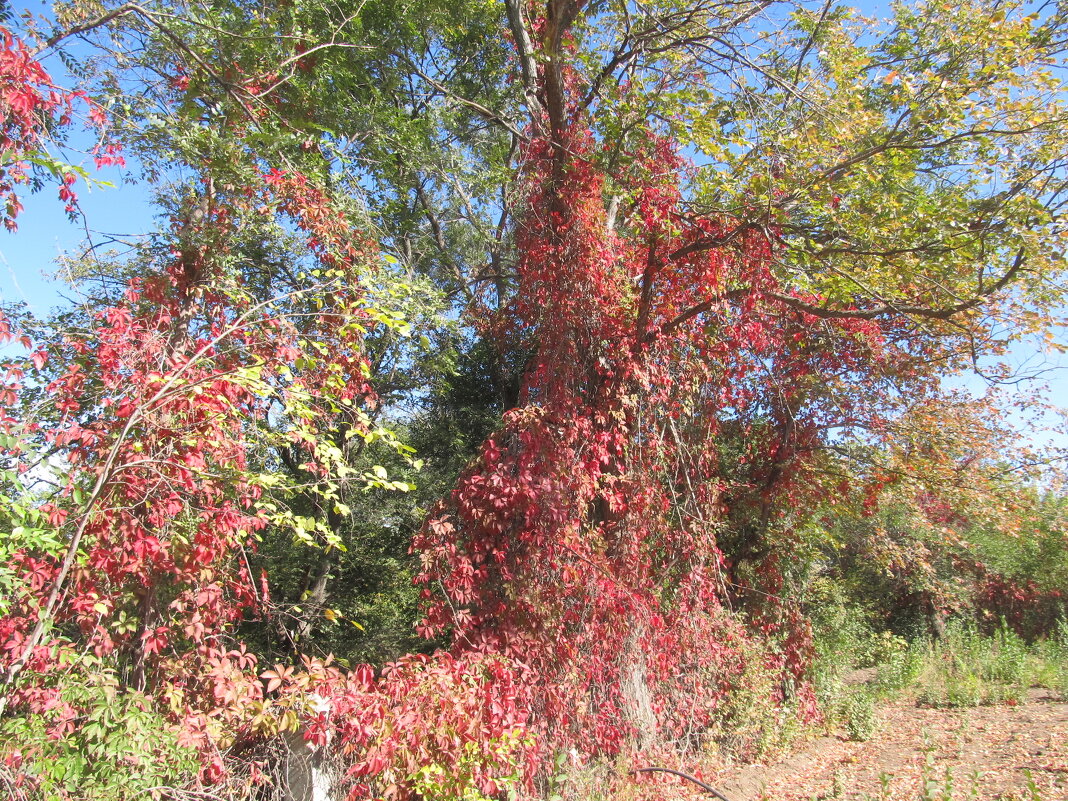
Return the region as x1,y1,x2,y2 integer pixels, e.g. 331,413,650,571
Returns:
909,620,1068,710
812,617,1068,744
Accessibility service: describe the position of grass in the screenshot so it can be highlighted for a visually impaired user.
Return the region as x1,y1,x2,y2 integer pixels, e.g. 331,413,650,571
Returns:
909,621,1067,709
812,618,1068,746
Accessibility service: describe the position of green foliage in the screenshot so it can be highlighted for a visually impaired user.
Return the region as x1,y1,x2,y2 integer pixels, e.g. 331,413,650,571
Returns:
1034,619,1068,697
410,728,532,801
700,635,810,762
808,589,912,741
841,689,877,742
809,578,908,676
0,480,63,618
677,0,1068,335
872,642,927,696
887,621,1067,708
246,434,429,665
0,657,198,799
811,618,1068,762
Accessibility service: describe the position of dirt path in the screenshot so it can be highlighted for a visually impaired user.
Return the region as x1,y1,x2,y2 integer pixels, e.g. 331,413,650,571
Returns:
705,689,1068,800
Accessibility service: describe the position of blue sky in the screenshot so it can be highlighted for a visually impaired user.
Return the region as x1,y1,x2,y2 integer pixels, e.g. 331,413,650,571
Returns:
0,171,155,316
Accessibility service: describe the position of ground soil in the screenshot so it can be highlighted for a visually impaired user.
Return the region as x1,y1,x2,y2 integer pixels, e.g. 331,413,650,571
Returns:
703,688,1068,800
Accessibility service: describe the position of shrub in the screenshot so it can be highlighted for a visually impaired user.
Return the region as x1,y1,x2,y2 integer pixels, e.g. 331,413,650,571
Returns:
0,657,199,800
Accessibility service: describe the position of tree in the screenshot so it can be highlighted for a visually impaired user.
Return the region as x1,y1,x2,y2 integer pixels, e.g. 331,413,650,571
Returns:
415,0,1068,754
0,0,1066,796
0,3,530,796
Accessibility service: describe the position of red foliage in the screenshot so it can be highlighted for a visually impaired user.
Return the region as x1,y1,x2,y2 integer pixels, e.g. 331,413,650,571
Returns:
0,27,114,228
330,654,536,800
0,152,546,798
415,114,901,756
963,559,1067,640
0,165,382,778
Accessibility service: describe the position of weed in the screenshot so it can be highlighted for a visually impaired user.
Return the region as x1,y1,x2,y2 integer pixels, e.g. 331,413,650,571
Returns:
842,690,877,741
873,642,925,696
908,620,1068,708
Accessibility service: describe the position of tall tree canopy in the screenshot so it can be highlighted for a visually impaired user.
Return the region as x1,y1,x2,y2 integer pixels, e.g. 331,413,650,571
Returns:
0,0,1066,797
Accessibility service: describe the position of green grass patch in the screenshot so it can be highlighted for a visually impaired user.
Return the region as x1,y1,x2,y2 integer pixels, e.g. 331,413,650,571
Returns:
910,621,1066,709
